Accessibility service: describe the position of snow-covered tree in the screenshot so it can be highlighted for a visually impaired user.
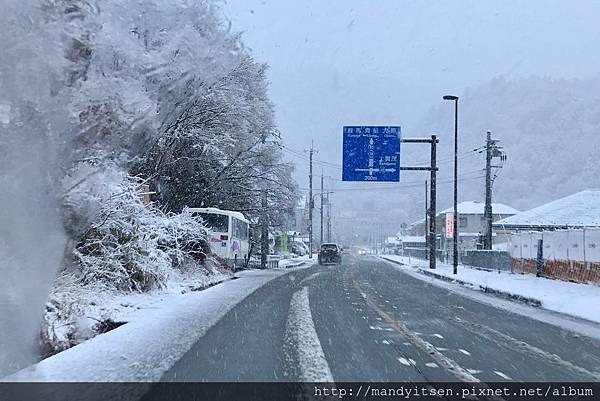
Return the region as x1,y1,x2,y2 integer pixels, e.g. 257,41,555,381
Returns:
0,0,297,371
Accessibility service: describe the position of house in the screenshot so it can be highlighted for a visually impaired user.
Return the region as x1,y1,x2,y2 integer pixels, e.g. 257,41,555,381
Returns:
408,200,520,252
382,236,402,254
493,190,600,232
440,201,520,250
286,196,309,235
396,235,427,258
493,190,600,283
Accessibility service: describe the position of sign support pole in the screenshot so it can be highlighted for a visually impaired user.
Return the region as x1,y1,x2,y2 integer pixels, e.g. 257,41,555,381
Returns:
398,136,438,270
341,127,438,269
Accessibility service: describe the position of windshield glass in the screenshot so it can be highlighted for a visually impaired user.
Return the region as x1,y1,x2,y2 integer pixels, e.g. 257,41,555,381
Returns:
196,213,229,233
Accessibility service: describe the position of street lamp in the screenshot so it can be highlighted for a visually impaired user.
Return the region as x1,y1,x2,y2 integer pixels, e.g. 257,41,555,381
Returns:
443,94,459,275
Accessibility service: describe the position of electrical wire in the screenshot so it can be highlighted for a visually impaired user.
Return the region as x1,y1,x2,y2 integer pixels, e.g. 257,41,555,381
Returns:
296,173,485,193
281,143,485,172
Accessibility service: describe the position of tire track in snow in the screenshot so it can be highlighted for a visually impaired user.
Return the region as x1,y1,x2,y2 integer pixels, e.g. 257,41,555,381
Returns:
351,275,504,400
451,316,600,380
351,277,480,383
285,286,334,382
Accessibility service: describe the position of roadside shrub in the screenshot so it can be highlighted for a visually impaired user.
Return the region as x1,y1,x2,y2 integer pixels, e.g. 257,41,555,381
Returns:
62,163,210,293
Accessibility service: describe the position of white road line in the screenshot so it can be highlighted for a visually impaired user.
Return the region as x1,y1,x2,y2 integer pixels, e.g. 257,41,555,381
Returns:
494,370,512,380
353,279,480,383
299,271,325,286
398,357,411,366
285,286,334,382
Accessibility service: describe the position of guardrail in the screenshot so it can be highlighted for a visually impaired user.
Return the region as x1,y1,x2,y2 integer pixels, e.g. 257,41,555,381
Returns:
244,256,279,269
462,250,512,271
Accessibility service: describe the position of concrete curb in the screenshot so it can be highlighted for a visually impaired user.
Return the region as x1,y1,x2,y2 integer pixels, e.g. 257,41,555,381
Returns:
380,256,543,308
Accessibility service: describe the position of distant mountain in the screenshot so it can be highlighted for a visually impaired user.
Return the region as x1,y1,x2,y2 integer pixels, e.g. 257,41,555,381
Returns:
413,75,600,213
329,75,600,239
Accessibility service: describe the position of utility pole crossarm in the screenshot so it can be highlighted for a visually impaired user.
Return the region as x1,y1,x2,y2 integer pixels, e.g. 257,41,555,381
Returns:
400,166,439,171
401,138,440,144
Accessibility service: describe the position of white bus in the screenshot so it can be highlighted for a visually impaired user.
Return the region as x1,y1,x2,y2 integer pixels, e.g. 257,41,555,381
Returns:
188,207,250,266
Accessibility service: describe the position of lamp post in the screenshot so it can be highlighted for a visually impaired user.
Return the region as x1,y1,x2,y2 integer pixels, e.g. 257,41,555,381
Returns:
443,94,459,275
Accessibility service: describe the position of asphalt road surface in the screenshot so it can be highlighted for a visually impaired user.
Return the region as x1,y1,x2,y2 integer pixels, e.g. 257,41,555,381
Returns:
151,254,600,385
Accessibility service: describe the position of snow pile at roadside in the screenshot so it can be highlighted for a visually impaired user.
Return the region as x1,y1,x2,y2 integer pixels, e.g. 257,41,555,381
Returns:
42,259,231,357
381,255,600,324
41,167,227,358
278,255,311,268
5,269,288,382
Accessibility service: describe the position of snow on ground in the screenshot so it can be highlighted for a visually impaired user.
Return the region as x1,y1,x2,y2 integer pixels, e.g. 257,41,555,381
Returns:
278,254,312,268
74,268,231,339
40,259,232,358
380,255,600,324
284,286,333,382
3,267,307,382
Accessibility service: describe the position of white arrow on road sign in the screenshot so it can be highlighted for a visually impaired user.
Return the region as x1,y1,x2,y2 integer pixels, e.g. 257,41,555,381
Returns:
342,126,401,182
355,168,397,173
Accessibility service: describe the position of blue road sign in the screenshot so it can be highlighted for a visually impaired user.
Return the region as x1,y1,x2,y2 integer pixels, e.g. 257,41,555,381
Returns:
342,126,401,182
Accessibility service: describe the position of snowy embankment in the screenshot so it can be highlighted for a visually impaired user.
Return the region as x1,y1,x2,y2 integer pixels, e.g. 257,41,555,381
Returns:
380,255,600,324
5,268,308,382
278,254,312,269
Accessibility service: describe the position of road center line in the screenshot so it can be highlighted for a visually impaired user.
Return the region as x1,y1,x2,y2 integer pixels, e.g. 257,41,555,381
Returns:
351,277,481,383
285,286,334,382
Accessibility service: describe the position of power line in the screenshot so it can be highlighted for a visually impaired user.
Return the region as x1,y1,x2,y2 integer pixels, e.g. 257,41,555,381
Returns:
297,174,485,193
409,146,485,166
282,143,484,172
322,167,484,184
280,144,342,170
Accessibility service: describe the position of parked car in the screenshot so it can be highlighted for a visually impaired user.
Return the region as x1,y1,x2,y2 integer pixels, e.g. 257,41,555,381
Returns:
318,243,342,265
290,241,307,256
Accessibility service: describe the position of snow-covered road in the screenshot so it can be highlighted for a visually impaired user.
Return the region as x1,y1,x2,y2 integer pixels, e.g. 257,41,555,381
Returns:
4,268,310,382
380,254,600,324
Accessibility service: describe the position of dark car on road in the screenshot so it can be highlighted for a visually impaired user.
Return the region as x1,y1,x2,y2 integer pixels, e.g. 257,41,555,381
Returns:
318,243,342,265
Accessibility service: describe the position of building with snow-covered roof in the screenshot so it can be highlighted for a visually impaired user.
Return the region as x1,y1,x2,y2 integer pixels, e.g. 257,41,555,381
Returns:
286,195,309,236
439,201,520,216
382,236,402,254
395,235,428,258
406,200,519,254
493,190,600,231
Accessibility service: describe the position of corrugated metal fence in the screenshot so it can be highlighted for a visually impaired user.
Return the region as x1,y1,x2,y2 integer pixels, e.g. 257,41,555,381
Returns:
509,229,600,283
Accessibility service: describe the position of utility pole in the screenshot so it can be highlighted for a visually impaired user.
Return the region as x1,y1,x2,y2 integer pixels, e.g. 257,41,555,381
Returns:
424,180,428,260
483,130,506,250
429,134,437,269
484,131,493,250
326,192,331,242
320,172,324,246
308,141,315,258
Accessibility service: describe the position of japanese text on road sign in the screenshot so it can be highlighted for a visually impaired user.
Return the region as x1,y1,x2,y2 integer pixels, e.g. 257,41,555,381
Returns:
342,126,401,182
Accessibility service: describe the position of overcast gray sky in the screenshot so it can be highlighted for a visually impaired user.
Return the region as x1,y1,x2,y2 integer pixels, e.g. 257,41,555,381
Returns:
223,0,600,227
